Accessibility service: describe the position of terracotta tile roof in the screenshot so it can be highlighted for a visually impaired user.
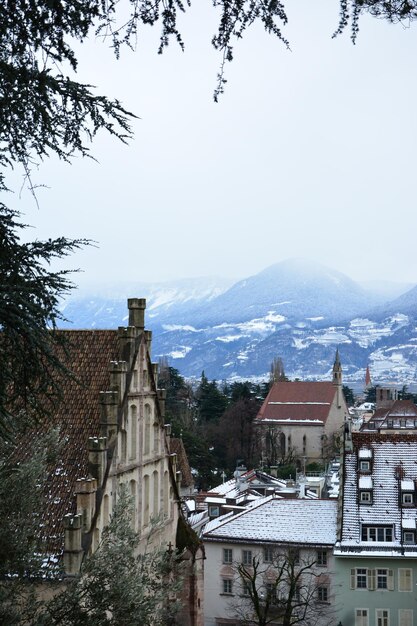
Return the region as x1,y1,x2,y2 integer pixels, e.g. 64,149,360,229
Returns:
170,438,194,488
20,330,119,559
255,381,338,424
362,400,417,431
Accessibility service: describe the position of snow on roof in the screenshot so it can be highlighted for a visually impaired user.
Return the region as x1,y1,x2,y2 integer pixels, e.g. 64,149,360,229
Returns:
402,518,416,530
268,402,330,406
358,448,372,459
206,497,225,504
185,500,196,512
359,476,373,489
401,480,415,491
203,497,337,546
339,433,417,555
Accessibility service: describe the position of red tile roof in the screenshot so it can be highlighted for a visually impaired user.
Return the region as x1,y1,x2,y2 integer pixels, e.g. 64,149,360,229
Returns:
21,330,119,558
370,400,417,423
255,381,338,424
170,438,194,488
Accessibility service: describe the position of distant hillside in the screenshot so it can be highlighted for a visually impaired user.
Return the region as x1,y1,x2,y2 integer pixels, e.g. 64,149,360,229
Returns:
60,259,417,385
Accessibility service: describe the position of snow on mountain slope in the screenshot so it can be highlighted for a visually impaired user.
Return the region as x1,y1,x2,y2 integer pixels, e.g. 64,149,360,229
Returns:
60,261,417,385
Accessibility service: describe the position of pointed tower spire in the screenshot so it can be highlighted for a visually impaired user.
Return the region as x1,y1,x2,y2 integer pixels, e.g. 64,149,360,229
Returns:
332,349,342,386
365,365,371,389
332,349,342,408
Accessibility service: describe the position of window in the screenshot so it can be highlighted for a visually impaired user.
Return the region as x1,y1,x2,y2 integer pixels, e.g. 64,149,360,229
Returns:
355,609,369,626
289,548,300,565
360,491,372,504
264,583,277,603
242,581,251,597
222,579,233,595
294,585,301,602
303,434,307,454
351,568,392,590
317,586,329,603
129,404,137,459
242,550,252,565
400,419,407,428
403,531,415,544
365,569,393,591
377,569,388,589
317,550,327,566
264,546,274,563
399,568,412,592
360,460,370,472
399,609,413,626
376,609,389,626
357,569,367,589
361,526,393,542
402,493,414,505
223,548,233,564
209,506,220,517
387,419,394,428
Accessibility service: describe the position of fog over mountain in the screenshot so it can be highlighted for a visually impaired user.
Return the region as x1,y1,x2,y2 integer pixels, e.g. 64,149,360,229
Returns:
61,259,417,386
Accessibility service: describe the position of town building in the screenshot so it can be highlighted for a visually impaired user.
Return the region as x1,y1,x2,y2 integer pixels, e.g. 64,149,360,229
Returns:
203,497,337,626
26,298,202,625
254,351,347,467
334,431,417,626
360,396,417,433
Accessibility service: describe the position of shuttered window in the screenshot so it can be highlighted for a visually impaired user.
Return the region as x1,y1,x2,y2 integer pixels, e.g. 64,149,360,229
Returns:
398,568,412,592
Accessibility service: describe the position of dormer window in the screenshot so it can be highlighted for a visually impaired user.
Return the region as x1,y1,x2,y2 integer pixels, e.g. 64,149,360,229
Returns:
401,481,415,507
209,505,220,518
403,531,415,544
359,491,372,504
361,525,393,542
387,419,394,428
402,493,414,505
358,448,373,473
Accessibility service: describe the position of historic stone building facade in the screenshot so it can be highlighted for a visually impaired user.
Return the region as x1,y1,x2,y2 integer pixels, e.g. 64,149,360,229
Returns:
254,352,347,467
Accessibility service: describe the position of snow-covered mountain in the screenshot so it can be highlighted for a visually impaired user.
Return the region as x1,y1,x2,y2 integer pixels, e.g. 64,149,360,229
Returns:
60,259,417,386
60,276,235,330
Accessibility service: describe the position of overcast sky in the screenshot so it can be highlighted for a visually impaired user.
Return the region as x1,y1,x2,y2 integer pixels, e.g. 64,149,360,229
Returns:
8,1,417,289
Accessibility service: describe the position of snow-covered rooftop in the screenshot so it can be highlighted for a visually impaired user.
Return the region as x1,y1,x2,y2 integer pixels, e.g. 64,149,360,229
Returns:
359,476,373,489
337,433,417,556
203,496,337,546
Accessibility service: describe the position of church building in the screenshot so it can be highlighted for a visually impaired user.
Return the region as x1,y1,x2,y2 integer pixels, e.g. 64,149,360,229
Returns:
254,351,348,467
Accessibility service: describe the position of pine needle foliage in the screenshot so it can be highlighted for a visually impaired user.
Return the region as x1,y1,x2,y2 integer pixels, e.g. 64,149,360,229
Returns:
41,488,183,626
0,198,89,436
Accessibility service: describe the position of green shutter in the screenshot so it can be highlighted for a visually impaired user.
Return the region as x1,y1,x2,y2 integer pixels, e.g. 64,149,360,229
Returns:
388,569,394,591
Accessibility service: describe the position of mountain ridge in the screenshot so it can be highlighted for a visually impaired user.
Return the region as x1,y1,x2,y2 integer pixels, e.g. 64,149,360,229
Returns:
60,259,417,385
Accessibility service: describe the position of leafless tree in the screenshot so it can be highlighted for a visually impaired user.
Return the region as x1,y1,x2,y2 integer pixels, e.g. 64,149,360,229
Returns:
229,548,335,626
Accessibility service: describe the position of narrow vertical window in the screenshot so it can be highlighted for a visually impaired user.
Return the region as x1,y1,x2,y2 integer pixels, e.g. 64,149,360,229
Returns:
163,470,169,516
143,474,150,526
144,404,151,455
130,404,137,460
153,470,159,517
